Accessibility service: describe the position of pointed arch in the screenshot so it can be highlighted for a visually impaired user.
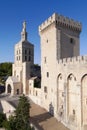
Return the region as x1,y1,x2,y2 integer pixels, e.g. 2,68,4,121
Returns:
67,73,76,81
57,73,64,118
67,73,77,123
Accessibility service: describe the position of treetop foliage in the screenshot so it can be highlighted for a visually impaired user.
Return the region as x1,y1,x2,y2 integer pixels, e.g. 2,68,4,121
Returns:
0,62,12,77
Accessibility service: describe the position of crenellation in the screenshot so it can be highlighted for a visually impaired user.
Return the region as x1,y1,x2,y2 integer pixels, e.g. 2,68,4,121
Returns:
67,57,72,62
63,58,67,63
58,55,87,64
39,13,82,32
39,13,56,32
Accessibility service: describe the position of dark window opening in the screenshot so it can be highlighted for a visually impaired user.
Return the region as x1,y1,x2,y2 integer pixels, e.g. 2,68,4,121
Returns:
16,89,19,95
36,91,37,96
17,50,18,55
44,86,47,93
73,109,75,115
25,56,27,61
70,38,73,44
19,56,20,60
16,56,18,61
47,72,49,77
44,57,47,63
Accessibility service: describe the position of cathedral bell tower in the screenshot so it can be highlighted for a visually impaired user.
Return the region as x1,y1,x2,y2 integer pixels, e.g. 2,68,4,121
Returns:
14,21,34,64
12,21,34,94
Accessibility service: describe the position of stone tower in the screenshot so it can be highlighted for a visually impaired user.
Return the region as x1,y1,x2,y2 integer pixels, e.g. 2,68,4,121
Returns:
14,21,34,64
39,13,82,116
39,13,82,61
12,21,34,94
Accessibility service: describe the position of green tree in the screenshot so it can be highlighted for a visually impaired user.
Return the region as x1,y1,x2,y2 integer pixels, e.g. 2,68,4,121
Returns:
15,94,31,130
3,95,34,130
0,62,12,77
0,112,6,127
3,116,17,130
0,62,12,85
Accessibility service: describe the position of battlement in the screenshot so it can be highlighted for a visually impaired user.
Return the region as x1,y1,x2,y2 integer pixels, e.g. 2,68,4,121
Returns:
58,55,87,65
39,13,82,32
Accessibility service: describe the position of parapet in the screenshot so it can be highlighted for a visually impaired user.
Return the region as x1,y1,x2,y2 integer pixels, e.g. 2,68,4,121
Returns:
39,13,82,32
58,55,87,65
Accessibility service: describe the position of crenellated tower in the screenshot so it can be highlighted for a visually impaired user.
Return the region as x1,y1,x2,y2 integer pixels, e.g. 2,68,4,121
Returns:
39,13,82,60
39,13,82,116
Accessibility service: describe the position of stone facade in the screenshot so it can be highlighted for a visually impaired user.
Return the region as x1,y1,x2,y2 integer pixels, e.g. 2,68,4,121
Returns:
39,13,87,130
5,13,87,130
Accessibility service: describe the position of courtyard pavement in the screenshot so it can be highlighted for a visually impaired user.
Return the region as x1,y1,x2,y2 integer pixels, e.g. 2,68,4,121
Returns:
30,102,70,130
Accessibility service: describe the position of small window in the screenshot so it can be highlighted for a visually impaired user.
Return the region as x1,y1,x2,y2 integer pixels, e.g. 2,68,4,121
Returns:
16,56,18,61
25,56,27,61
47,72,49,77
44,57,47,63
17,50,18,55
44,86,47,93
62,92,65,97
70,38,73,44
56,20,57,24
61,105,63,109
36,91,38,96
19,56,20,60
73,109,75,115
46,39,48,43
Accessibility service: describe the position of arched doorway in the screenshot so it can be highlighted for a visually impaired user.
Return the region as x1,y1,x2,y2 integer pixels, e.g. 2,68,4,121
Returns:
16,89,19,95
7,84,11,93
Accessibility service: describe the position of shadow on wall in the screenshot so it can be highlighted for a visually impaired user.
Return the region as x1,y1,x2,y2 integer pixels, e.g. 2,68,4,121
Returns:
49,102,54,116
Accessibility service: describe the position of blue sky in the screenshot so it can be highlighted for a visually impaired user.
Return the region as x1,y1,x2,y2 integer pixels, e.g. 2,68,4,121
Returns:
0,0,87,65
